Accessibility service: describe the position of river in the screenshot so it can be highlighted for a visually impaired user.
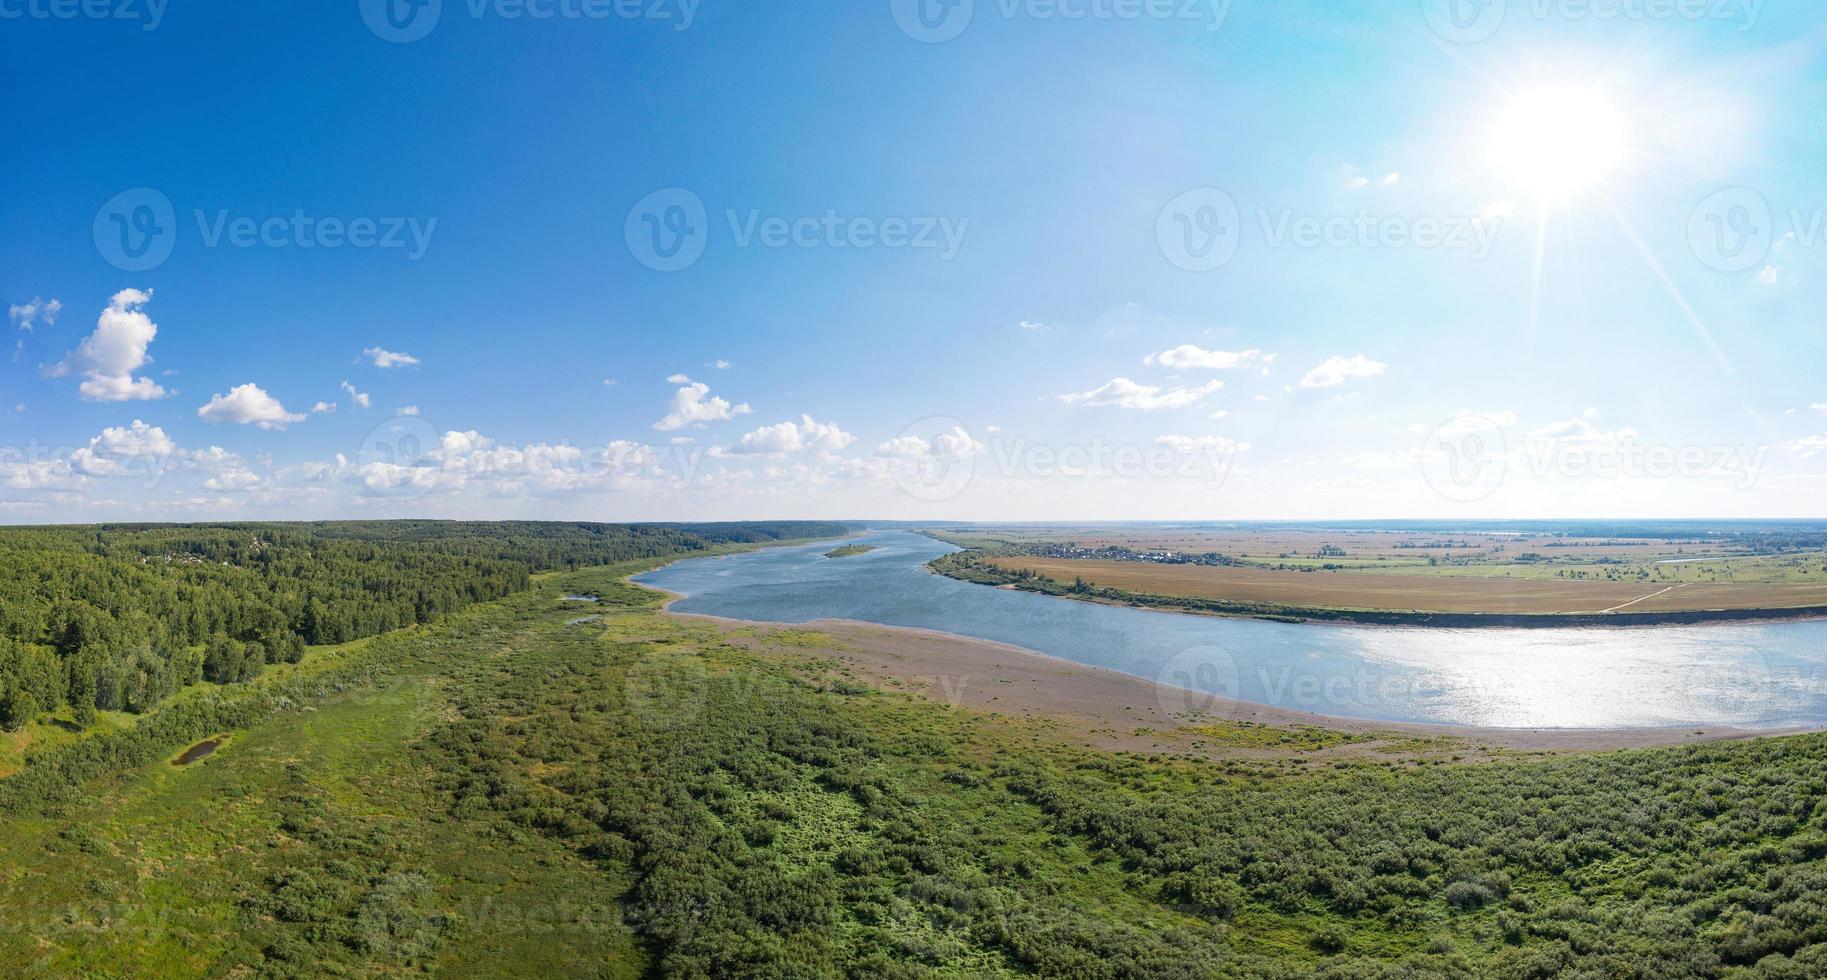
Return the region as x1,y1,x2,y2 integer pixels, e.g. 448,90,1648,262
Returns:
634,531,1827,730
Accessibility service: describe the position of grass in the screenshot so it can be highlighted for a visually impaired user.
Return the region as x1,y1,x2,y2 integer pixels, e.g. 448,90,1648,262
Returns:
824,544,878,559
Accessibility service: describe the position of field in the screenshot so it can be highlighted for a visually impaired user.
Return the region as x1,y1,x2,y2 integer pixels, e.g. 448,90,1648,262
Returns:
935,523,1827,619
982,557,1827,615
7,547,1827,975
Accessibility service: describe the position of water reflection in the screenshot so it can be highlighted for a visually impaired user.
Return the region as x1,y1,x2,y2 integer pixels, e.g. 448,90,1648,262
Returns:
635,531,1827,730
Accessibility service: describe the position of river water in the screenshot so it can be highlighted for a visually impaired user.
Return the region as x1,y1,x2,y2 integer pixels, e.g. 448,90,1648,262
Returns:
635,531,1827,730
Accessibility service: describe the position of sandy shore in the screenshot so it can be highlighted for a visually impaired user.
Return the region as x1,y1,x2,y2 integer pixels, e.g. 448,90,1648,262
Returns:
648,590,1804,758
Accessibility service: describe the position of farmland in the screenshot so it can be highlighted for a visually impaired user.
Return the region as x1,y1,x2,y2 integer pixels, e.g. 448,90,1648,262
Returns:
932,522,1827,621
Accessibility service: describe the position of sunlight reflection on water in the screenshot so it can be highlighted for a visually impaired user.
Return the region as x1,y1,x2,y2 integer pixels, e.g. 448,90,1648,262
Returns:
637,531,1827,730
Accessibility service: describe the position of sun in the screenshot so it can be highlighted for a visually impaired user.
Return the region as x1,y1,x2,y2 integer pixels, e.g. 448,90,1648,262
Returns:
1486,85,1632,201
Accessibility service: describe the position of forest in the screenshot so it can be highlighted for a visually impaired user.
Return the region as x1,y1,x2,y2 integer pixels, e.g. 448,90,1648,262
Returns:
0,521,849,732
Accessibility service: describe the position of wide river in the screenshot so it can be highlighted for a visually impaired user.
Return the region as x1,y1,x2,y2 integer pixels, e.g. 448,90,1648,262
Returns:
635,531,1827,730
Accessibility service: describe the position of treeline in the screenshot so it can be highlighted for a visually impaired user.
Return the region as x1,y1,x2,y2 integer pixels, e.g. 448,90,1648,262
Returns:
0,521,849,731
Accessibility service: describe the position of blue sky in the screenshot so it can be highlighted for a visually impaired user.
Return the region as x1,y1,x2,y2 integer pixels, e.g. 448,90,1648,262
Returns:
3,0,1825,521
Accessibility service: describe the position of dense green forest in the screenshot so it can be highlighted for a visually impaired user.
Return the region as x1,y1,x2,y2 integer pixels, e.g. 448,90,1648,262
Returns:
0,521,848,731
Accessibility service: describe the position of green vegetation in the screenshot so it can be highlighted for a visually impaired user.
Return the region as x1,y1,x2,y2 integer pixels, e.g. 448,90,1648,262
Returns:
0,521,849,736
7,521,1827,976
825,544,878,559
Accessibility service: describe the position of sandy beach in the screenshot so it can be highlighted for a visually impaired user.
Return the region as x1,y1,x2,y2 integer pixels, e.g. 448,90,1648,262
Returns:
654,593,1803,759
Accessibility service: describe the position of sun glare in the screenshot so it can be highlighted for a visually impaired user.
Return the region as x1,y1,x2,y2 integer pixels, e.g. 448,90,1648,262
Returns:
1487,85,1631,200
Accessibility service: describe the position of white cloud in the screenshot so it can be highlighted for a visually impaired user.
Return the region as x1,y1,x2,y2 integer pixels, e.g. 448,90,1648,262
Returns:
1525,414,1637,450
400,405,421,416
340,380,371,409
1018,320,1052,334
363,346,421,368
1810,403,1827,414
71,420,176,476
1156,434,1249,453
710,359,732,370
877,426,982,460
1144,345,1273,371
50,289,169,401
1299,354,1387,389
654,380,752,431
1060,377,1222,411
9,297,60,333
731,415,856,456
666,373,692,384
311,401,337,414
603,378,619,387
1783,435,1827,458
197,383,307,430
1381,172,1401,186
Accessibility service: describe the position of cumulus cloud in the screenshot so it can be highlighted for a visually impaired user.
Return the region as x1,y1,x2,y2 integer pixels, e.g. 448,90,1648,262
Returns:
312,401,337,414
363,346,421,368
340,380,371,409
1060,377,1223,411
1144,345,1273,371
1299,354,1387,389
197,383,307,430
730,415,856,456
877,426,983,461
654,380,752,431
70,420,177,476
50,289,169,401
